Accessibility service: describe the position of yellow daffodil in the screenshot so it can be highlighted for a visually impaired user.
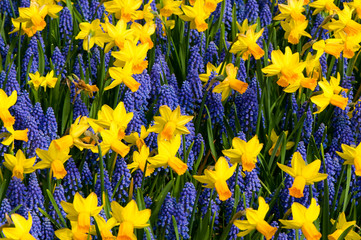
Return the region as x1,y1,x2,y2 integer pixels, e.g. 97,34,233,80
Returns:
328,212,361,240
194,156,236,201
273,0,306,21
140,0,155,23
180,0,211,32
41,70,58,91
1,126,28,147
104,19,134,52
323,4,361,36
305,52,322,82
222,135,263,172
2,212,36,240
336,32,361,59
111,200,151,240
337,142,361,176
309,0,339,15
262,47,307,89
75,19,109,51
104,0,143,21
349,0,361,18
157,0,183,18
0,89,17,127
199,62,223,83
3,150,35,181
112,40,149,74
131,22,156,49
313,39,344,59
310,74,349,114
277,152,328,198
204,0,223,12
61,192,103,233
230,26,265,60
88,102,133,135
268,129,294,156
36,0,63,18
28,72,43,90
148,135,188,175
34,141,71,179
55,221,92,240
96,123,130,158
233,197,277,240
148,105,193,141
279,199,322,240
10,5,48,37
53,116,93,151
281,19,311,44
128,145,154,177
106,62,141,92
91,215,118,239
213,63,248,101
124,125,149,149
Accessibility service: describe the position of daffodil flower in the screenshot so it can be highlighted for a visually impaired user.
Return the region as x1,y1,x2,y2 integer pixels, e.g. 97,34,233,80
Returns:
349,0,361,18
313,39,344,59
337,142,361,176
279,198,322,240
124,125,150,149
28,72,43,90
0,89,17,127
53,116,93,151
328,212,361,240
95,123,130,158
148,105,193,141
104,19,134,52
10,5,48,37
1,126,28,147
199,62,223,83
112,40,149,74
222,135,263,172
213,63,248,101
281,19,311,45
267,129,294,157
157,0,183,18
309,0,339,15
3,150,35,181
129,145,154,177
88,102,133,135
277,152,328,198
194,156,236,201
34,141,71,179
61,192,103,233
55,221,92,240
111,200,151,240
310,74,349,114
106,62,141,92
75,19,109,51
92,215,118,239
131,22,156,49
230,25,265,60
140,0,155,23
104,0,143,21
273,0,306,21
148,135,188,175
180,0,211,32
262,47,307,89
2,212,36,240
323,4,361,36
233,197,277,240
